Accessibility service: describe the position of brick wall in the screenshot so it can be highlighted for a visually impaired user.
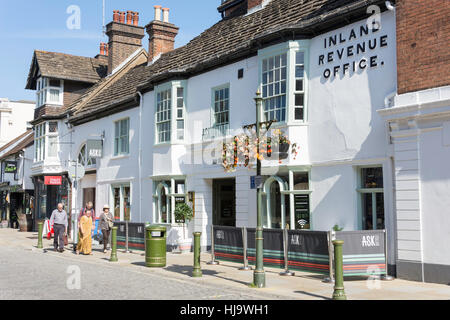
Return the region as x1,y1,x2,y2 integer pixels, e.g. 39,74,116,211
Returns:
397,0,450,94
63,81,92,108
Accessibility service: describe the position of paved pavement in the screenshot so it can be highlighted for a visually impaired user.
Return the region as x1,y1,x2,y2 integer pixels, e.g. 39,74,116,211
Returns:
0,228,449,300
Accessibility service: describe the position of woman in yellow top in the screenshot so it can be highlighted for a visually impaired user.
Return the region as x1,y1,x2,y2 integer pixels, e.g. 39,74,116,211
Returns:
76,209,93,255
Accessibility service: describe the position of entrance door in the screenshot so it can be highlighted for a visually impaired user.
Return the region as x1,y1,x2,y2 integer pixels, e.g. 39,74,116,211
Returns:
213,179,236,226
83,188,96,211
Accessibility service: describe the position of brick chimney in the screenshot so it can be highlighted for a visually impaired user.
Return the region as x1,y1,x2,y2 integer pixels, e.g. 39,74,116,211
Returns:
106,10,145,74
145,6,179,63
248,0,264,10
95,42,109,65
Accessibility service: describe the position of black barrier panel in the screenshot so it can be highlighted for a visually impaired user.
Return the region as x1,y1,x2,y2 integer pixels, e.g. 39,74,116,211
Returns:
335,230,386,276
286,230,330,274
127,223,146,251
247,228,284,269
213,226,244,263
113,222,127,250
113,222,146,251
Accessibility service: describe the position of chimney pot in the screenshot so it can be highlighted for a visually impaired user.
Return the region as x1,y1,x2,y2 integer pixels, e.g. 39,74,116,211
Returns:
100,42,105,55
154,5,162,21
113,10,120,22
119,11,126,24
105,44,109,56
132,12,139,26
126,11,133,25
162,8,170,23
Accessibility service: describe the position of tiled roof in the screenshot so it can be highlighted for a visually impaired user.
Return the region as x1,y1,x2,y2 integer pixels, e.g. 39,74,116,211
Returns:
0,130,34,160
0,130,33,155
25,51,107,90
70,0,387,123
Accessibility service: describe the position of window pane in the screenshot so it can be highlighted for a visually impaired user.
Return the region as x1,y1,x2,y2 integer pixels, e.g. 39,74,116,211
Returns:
376,193,385,229
293,172,309,190
296,51,304,64
295,107,304,120
296,79,303,91
123,186,131,221
362,193,373,230
295,66,304,78
295,94,304,106
362,167,383,188
49,122,58,133
113,188,121,220
49,79,60,87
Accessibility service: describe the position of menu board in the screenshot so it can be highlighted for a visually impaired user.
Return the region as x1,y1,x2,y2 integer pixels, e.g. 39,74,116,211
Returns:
294,194,310,229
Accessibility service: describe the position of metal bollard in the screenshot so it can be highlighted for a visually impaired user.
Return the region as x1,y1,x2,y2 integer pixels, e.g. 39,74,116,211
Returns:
207,225,219,265
192,232,202,277
279,228,294,276
109,226,118,262
37,221,43,249
125,221,130,253
332,240,347,300
239,227,251,271
322,231,335,283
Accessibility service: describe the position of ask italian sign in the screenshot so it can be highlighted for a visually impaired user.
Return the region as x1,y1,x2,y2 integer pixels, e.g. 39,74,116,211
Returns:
86,139,103,158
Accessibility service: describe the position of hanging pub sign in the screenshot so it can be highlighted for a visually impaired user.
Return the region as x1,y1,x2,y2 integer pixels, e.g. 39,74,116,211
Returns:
4,161,17,174
86,139,103,158
44,176,62,185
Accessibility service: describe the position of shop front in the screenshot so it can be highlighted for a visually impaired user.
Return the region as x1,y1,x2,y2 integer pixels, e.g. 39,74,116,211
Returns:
32,175,70,231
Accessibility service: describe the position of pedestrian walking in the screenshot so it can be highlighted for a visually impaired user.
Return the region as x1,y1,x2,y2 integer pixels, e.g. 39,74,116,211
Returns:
78,201,96,222
76,209,93,255
49,203,68,253
99,204,114,253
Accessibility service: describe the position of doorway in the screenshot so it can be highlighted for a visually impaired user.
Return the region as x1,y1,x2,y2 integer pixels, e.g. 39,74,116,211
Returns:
83,188,96,212
213,179,236,226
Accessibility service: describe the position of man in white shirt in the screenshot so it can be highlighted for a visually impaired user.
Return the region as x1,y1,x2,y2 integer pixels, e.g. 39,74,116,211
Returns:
49,203,68,253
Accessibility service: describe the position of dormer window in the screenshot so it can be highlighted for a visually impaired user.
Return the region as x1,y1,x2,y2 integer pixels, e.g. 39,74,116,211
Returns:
36,77,63,107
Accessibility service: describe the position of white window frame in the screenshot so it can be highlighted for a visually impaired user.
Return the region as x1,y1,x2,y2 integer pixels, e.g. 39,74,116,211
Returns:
152,177,187,225
258,41,310,126
77,143,97,169
34,123,46,162
154,81,187,145
114,118,130,156
356,166,385,230
111,183,131,221
36,77,64,107
261,168,312,230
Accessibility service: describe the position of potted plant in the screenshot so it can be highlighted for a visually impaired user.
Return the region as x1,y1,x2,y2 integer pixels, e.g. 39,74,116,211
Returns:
174,202,194,254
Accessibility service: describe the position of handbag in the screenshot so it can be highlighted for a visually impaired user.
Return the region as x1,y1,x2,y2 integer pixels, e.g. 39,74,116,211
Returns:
63,234,68,246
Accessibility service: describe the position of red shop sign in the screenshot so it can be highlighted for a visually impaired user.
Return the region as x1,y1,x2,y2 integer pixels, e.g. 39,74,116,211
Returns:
44,176,62,185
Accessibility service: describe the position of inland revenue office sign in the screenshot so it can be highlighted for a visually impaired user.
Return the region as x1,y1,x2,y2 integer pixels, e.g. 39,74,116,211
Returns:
318,22,389,80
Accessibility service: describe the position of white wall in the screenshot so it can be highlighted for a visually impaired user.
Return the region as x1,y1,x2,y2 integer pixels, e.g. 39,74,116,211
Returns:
0,99,34,147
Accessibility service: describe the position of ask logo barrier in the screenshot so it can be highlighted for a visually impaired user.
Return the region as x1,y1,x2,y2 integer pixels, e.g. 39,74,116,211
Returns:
211,226,388,279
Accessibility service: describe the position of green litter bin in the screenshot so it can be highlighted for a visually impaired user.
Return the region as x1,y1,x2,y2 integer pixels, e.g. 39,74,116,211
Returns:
145,225,167,267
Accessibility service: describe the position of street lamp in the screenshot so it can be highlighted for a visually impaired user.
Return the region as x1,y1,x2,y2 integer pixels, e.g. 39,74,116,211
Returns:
253,89,266,288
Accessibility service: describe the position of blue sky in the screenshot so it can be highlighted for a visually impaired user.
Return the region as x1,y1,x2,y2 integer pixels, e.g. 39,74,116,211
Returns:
0,0,221,101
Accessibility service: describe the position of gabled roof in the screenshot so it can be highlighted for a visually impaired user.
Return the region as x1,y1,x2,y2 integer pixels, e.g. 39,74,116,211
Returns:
25,50,108,90
69,0,389,125
0,130,33,156
0,130,34,160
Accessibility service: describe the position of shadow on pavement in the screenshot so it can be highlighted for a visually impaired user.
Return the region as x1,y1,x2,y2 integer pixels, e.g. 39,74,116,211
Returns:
294,290,331,300
164,264,219,277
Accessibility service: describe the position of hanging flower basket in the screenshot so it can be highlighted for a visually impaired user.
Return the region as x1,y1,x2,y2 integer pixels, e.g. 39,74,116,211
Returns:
221,128,300,171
